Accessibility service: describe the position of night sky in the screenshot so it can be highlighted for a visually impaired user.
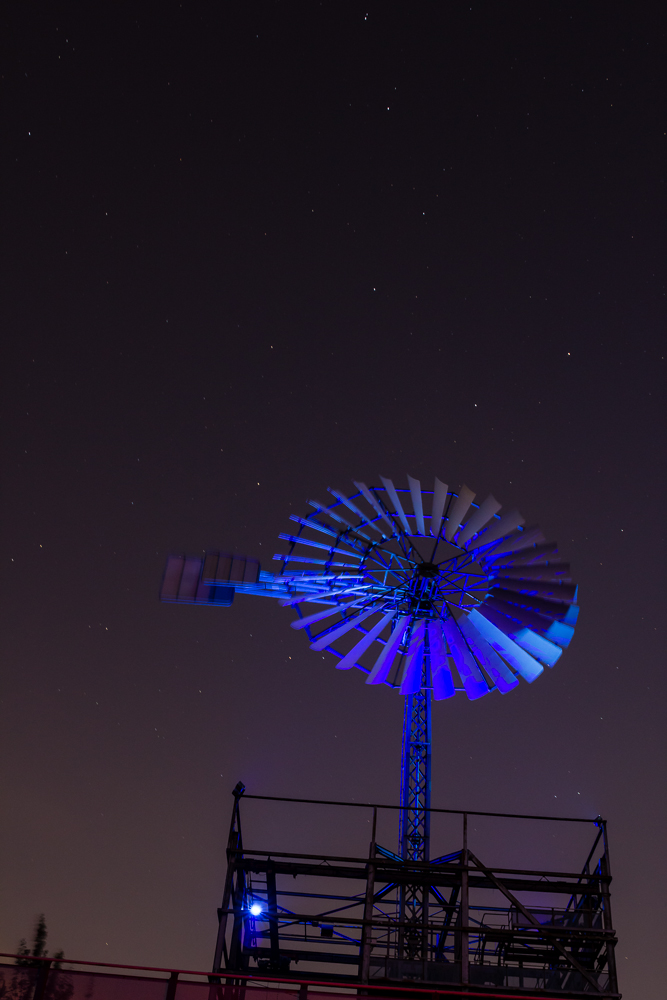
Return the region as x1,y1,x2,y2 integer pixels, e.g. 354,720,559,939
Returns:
1,4,664,997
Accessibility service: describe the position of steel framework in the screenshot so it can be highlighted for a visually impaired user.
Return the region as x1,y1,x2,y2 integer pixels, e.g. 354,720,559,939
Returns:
213,791,619,999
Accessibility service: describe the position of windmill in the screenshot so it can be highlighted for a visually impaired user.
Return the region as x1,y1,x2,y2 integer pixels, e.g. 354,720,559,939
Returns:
161,475,579,960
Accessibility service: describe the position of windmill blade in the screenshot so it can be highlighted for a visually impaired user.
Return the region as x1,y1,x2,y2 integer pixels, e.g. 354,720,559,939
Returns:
445,485,476,541
432,667,455,700
308,500,375,543
430,478,449,539
474,605,563,667
401,623,425,695
366,615,410,685
467,509,525,551
399,621,425,695
485,542,559,568
407,475,426,535
442,616,489,700
310,605,380,651
291,597,368,630
490,578,577,603
278,533,362,560
543,619,576,647
480,526,545,558
274,554,362,568
427,621,455,700
484,595,561,633
489,589,575,620
380,476,410,533
457,495,502,547
290,514,339,540
511,628,563,667
329,487,385,536
354,481,395,533
492,563,571,582
457,614,518,693
335,610,396,670
468,609,543,682
280,584,369,607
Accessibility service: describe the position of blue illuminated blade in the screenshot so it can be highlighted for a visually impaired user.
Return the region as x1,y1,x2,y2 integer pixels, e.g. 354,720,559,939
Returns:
457,495,502,547
366,615,410,685
335,610,396,670
290,514,339,539
484,595,558,633
308,500,375,543
430,478,449,538
280,584,368,607
457,614,518,693
407,475,425,535
354,481,395,533
544,619,575,647
467,609,543,682
279,534,362,560
380,476,410,533
442,616,489,700
399,621,425,695
328,487,385,535
274,554,360,568
485,542,559,568
291,598,367,630
427,621,455,700
489,589,574,621
475,601,564,666
480,526,545,558
492,563,571,582
310,605,380,651
445,485,476,541
467,509,525,551
511,628,563,667
432,667,455,700
490,579,577,603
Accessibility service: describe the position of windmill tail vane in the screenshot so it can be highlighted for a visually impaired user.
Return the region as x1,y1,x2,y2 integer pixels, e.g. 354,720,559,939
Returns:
161,475,579,702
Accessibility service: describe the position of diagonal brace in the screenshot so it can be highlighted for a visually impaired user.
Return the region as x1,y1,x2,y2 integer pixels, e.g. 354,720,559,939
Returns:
467,849,604,994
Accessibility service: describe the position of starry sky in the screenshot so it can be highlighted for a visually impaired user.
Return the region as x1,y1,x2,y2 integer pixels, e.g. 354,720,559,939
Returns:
0,3,664,996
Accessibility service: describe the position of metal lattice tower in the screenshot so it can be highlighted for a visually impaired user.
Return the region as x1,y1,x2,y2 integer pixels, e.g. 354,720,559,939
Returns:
398,679,432,959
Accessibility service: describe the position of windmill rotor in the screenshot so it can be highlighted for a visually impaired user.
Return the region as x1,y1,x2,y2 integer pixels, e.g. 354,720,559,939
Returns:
162,475,578,701
268,476,578,700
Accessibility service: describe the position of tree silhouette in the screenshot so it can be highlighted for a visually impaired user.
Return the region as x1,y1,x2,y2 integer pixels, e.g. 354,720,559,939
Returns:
1,917,71,1000
15,915,64,969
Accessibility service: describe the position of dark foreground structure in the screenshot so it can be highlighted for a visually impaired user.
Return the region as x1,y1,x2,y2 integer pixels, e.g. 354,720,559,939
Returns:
214,789,619,998
0,793,619,1000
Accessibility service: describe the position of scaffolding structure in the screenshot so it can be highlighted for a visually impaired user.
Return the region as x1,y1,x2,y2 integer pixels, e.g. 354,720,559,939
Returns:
213,789,619,999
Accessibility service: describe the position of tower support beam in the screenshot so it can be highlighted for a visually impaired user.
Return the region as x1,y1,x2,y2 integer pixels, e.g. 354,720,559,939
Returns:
398,653,431,959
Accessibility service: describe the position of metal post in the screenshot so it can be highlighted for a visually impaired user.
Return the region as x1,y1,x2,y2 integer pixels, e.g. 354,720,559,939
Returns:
165,972,179,1000
213,783,245,974
266,864,280,969
359,806,378,983
599,819,619,995
461,812,469,986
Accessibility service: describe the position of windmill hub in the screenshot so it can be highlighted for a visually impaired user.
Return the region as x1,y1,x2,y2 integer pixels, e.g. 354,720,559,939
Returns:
416,561,439,578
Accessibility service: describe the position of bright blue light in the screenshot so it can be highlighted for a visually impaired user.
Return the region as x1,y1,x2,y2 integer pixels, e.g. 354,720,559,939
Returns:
249,902,262,916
